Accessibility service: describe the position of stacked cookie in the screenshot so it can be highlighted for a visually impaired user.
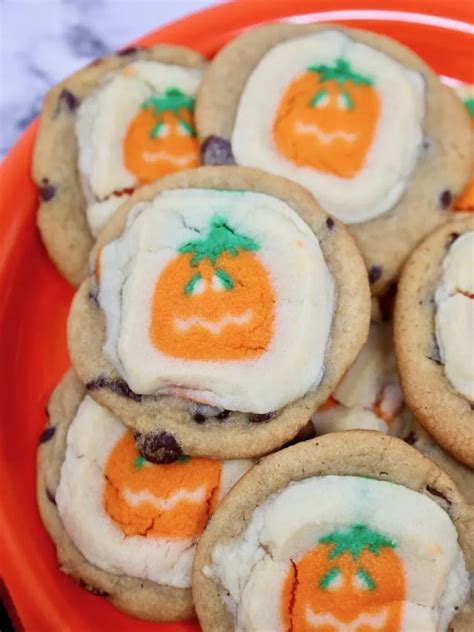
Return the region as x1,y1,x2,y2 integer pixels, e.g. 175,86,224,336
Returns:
34,25,474,631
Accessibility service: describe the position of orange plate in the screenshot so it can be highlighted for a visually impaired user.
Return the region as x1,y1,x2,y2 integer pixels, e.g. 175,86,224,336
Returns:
0,1,472,630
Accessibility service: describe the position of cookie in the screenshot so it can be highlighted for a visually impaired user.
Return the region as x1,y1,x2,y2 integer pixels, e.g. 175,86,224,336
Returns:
67,166,370,459
311,312,407,436
33,45,207,287
453,83,474,212
394,217,474,467
195,23,471,294
37,370,254,621
401,411,474,504
192,431,474,632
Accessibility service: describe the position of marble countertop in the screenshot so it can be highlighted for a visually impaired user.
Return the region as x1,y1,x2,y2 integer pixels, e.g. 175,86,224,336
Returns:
1,0,221,159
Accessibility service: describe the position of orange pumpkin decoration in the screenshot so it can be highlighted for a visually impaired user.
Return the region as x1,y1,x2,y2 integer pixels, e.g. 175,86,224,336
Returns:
150,214,275,361
454,98,474,212
274,59,380,178
103,431,221,538
281,523,405,631
123,88,199,183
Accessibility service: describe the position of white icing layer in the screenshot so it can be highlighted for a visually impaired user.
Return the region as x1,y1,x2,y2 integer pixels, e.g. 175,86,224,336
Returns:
312,322,404,435
209,476,470,632
56,396,252,587
435,231,474,401
76,60,201,235
232,30,424,223
99,188,335,413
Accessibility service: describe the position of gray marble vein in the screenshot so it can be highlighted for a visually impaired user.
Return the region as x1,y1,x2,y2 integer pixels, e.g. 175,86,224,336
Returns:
0,0,220,159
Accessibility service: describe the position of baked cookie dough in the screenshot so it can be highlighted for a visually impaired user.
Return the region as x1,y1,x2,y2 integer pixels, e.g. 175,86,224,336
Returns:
196,23,471,294
453,83,474,212
193,431,474,632
394,217,474,467
37,370,253,621
401,411,474,505
67,166,370,459
33,45,207,286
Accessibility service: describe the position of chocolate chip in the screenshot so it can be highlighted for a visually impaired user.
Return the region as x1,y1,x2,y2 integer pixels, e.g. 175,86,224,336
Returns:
201,136,235,166
448,232,459,246
216,409,231,420
46,488,56,505
403,431,418,445
368,265,383,284
248,411,277,423
65,24,108,58
78,580,110,597
39,426,56,444
118,46,140,56
134,431,182,464
40,180,56,202
86,376,142,402
58,89,79,112
440,189,452,209
426,485,451,506
193,413,206,424
326,217,334,229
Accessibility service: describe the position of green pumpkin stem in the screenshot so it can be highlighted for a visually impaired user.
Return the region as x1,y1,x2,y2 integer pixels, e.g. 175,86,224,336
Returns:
308,58,373,86
320,523,396,560
141,88,195,115
179,215,260,267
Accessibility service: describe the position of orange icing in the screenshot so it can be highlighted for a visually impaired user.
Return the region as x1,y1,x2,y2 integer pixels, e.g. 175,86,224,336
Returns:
273,64,380,179
103,432,221,538
150,232,275,361
281,526,405,631
124,107,199,183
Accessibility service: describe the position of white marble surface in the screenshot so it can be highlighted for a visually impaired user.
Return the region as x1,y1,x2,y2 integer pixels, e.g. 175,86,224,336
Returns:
0,0,221,159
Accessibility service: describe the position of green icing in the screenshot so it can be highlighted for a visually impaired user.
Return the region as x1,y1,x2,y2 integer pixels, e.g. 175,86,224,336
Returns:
308,58,373,86
141,88,195,115
141,88,196,139
134,455,146,470
309,88,328,107
356,567,376,591
320,523,396,560
319,567,341,589
340,91,354,110
464,97,474,117
178,215,260,267
178,454,191,463
215,268,234,290
184,273,202,295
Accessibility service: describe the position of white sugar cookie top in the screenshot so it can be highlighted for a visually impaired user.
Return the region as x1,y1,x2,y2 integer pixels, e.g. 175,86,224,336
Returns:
231,30,424,223
435,231,474,402
207,476,469,631
98,188,335,413
56,396,253,588
76,60,202,235
312,321,404,435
